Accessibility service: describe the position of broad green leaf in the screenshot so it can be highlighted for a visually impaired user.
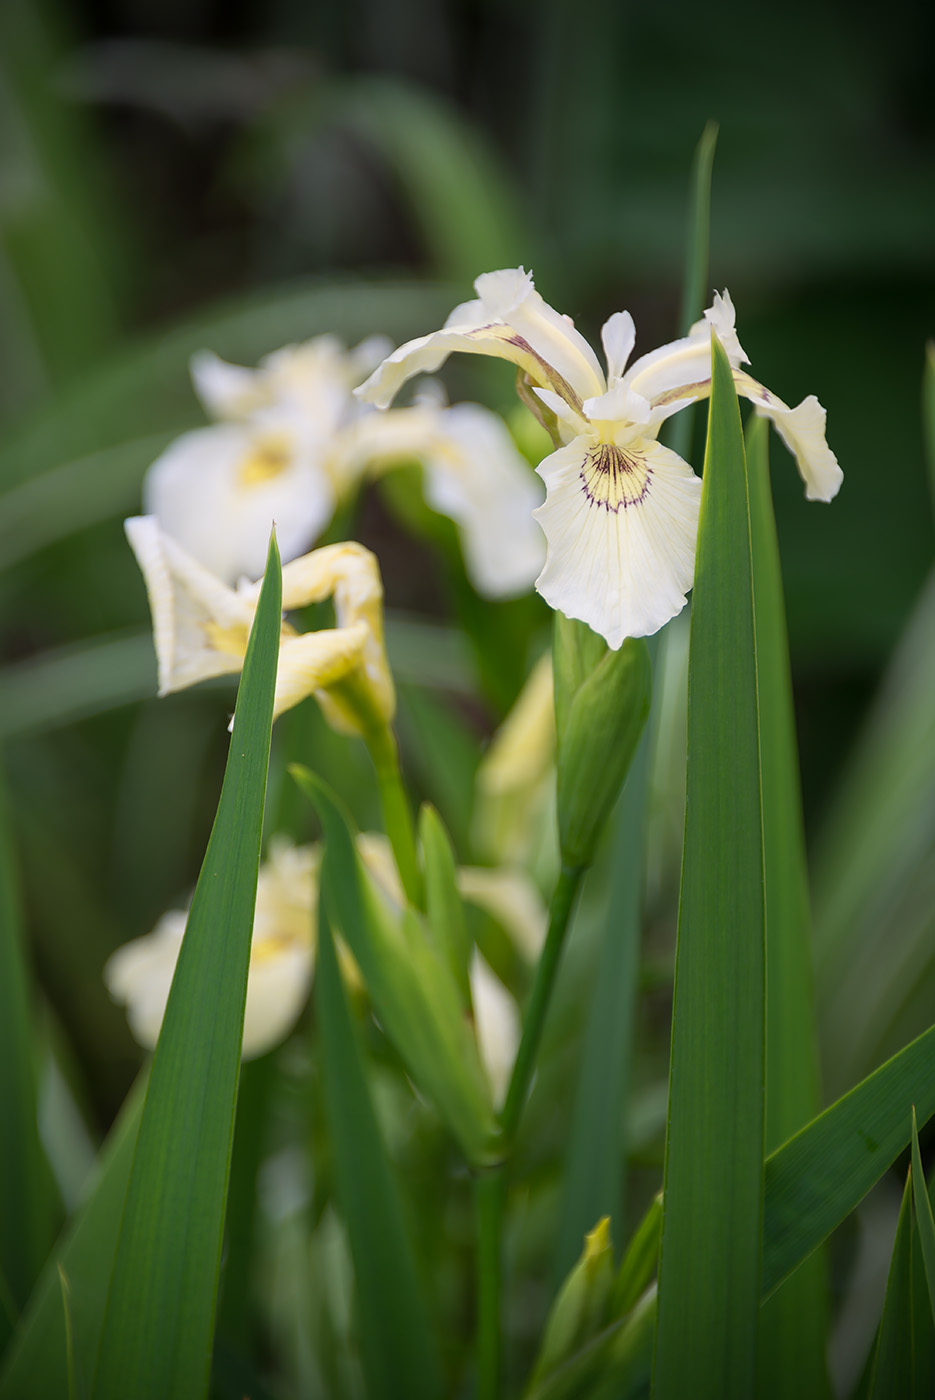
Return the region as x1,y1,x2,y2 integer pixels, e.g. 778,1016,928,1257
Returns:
419,803,472,1004
763,1023,935,1296
0,1074,145,1400
291,767,499,1165
315,881,443,1400
654,337,765,1399
91,535,281,1400
911,1108,935,1325
746,414,829,1397
0,765,56,1352
868,1171,914,1399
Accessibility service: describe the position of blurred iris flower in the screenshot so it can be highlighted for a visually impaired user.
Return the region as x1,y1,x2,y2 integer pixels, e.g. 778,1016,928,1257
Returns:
125,517,394,734
358,268,842,647
105,837,320,1060
145,336,543,598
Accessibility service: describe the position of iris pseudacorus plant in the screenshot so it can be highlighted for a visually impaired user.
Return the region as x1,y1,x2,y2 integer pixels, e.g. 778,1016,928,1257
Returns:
357,267,843,647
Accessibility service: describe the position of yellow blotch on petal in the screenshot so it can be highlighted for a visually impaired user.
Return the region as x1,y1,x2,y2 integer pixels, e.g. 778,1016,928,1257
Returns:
237,431,294,486
580,443,652,513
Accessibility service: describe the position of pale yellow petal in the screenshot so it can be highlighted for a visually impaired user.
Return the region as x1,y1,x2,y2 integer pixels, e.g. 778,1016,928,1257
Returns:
458,866,548,961
273,624,369,720
469,950,520,1108
125,515,253,695
735,376,843,502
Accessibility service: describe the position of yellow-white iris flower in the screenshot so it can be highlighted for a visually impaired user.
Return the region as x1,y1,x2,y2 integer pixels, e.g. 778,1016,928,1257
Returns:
146,335,543,599
357,267,842,647
125,516,394,733
104,838,319,1060
146,336,390,584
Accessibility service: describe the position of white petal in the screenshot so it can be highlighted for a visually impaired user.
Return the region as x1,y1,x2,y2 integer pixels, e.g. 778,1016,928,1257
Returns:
622,292,748,410
356,268,605,412
104,910,187,1051
533,435,702,646
273,626,369,721
736,378,843,502
601,310,636,381
125,516,253,694
469,951,520,1109
143,421,335,584
190,350,265,420
420,403,545,597
458,866,548,961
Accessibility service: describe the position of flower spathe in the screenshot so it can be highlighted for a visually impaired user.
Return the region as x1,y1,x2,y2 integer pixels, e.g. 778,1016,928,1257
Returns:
357,268,843,647
125,516,394,733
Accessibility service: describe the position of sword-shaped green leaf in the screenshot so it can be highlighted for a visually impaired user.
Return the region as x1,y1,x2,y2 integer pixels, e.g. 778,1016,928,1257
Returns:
868,1171,914,1399
292,767,499,1166
0,1074,145,1400
0,766,57,1355
654,336,765,1399
315,882,443,1400
90,534,281,1400
746,414,829,1398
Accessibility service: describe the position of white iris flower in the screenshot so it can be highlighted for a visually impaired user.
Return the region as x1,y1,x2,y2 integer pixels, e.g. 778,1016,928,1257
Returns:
145,334,543,599
105,838,319,1060
125,516,394,733
357,267,843,647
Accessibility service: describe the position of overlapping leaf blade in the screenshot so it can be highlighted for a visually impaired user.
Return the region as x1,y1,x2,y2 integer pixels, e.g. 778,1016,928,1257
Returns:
746,414,829,1396
315,882,443,1400
653,336,765,1398
90,535,281,1400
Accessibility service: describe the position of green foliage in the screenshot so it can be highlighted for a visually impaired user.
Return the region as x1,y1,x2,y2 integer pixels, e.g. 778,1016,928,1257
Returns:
91,537,281,1400
315,881,443,1400
654,338,765,1400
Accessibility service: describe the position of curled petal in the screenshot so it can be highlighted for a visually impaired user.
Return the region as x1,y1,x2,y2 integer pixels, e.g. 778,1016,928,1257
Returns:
356,267,605,413
274,625,369,721
622,291,748,410
125,515,254,694
736,377,843,502
533,436,702,647
190,350,265,420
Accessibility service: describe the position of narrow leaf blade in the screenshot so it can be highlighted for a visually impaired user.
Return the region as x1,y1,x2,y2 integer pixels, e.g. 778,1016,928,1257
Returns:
315,883,442,1400
91,535,281,1400
654,337,765,1398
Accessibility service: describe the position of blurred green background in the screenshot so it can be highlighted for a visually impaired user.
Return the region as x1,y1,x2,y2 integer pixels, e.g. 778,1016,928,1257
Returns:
1,0,933,1133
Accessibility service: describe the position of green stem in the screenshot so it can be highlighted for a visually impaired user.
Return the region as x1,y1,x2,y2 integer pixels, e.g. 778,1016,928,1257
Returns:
367,727,423,908
500,864,584,1143
474,1170,505,1400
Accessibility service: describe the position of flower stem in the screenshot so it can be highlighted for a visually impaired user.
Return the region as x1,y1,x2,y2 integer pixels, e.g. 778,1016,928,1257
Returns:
366,726,423,908
474,1169,505,1400
472,863,585,1396
499,863,584,1143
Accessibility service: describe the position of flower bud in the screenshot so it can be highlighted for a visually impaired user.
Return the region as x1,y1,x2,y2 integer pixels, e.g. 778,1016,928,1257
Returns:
554,614,651,868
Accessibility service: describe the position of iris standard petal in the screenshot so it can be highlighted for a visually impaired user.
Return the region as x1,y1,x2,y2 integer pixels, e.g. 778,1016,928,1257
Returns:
533,436,702,647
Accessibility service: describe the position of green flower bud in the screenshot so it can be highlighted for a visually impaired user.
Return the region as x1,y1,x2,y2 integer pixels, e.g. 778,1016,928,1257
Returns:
529,1217,615,1388
554,614,652,868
